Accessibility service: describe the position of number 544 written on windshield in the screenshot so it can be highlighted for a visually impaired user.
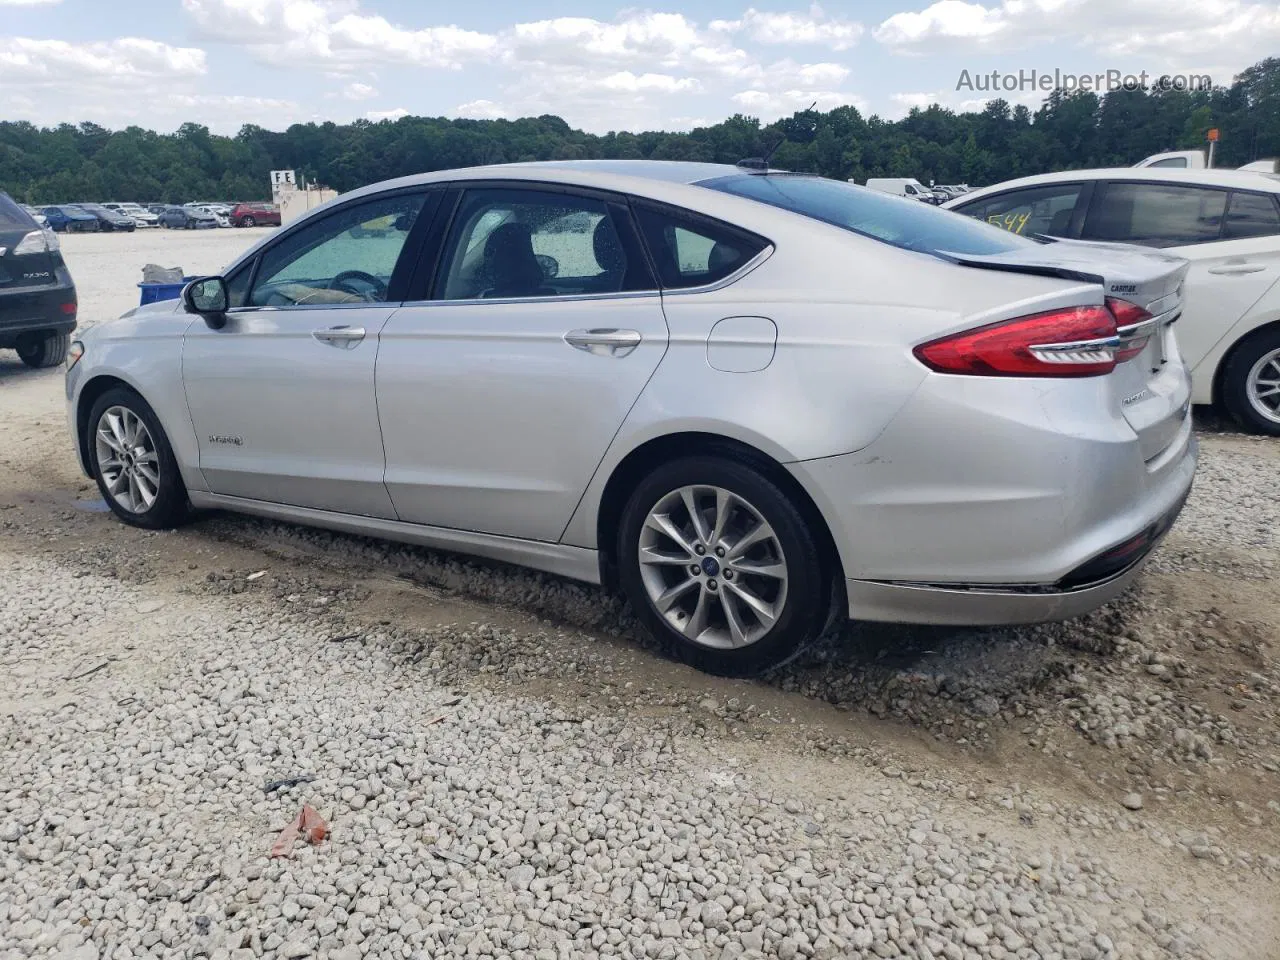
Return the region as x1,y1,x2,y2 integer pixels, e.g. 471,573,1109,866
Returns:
987,211,1032,234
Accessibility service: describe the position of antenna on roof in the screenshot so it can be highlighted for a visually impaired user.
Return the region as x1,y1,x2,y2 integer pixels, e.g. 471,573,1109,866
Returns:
736,101,818,172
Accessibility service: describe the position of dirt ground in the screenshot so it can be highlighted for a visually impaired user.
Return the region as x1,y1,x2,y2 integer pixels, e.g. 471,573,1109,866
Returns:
2,229,1278,959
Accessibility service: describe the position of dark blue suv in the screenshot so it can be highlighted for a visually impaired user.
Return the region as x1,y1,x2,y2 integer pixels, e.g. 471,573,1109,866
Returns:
1,192,77,368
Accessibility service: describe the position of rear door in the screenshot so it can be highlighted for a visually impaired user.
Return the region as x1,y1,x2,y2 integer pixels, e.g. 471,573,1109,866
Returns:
1080,181,1280,371
375,183,668,542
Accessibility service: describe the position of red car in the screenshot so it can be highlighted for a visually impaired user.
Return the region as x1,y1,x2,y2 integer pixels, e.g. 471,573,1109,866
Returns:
230,202,281,227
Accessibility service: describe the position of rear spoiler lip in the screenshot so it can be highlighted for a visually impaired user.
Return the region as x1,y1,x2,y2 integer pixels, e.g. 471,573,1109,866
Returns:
944,255,1105,288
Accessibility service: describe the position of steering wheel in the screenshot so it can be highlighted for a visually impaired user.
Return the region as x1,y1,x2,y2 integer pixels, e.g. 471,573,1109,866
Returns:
329,270,387,301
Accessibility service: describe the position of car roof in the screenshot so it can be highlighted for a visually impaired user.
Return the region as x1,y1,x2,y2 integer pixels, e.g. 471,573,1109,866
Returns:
948,166,1280,206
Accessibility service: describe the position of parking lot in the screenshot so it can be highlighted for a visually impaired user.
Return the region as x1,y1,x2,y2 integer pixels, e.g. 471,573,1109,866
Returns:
2,229,1278,959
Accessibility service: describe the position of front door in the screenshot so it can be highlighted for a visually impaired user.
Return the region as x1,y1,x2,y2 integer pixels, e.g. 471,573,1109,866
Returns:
377,185,668,542
182,189,430,517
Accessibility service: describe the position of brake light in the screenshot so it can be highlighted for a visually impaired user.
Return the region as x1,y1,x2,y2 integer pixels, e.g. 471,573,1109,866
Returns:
1105,297,1153,363
13,230,49,256
914,306,1119,377
60,301,77,317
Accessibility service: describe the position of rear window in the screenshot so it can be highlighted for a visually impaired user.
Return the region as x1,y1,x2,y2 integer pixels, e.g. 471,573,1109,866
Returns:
699,174,1038,258
0,193,36,231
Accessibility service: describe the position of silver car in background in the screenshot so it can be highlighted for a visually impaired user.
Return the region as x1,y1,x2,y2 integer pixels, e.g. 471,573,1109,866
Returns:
65,161,1195,676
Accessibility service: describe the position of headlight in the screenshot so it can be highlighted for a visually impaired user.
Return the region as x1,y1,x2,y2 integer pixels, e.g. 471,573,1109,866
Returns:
66,340,84,371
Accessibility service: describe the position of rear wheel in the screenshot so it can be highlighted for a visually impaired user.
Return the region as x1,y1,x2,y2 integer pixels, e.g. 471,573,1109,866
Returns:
241,215,256,228
15,331,69,369
87,388,189,529
1222,328,1280,436
617,456,830,677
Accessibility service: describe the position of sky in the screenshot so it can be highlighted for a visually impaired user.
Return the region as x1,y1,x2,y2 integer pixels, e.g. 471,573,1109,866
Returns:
2,0,1278,135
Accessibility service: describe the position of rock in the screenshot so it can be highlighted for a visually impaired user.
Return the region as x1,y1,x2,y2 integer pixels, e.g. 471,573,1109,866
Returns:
701,902,728,928
1122,793,1145,811
963,928,989,948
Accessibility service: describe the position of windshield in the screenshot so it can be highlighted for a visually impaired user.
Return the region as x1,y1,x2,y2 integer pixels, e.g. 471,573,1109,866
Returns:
698,174,1040,258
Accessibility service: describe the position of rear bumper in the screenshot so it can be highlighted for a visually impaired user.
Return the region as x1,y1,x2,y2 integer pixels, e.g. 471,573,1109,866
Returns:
844,476,1192,624
789,367,1197,626
0,281,77,344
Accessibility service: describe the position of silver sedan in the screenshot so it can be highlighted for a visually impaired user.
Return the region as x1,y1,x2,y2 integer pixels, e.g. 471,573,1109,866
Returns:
66,161,1196,675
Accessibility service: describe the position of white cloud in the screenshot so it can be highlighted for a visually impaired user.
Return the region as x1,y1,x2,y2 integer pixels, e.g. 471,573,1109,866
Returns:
0,37,206,81
874,0,1280,67
183,0,497,68
457,99,508,120
0,0,62,5
711,5,864,50
341,81,376,100
597,72,700,94
366,107,409,122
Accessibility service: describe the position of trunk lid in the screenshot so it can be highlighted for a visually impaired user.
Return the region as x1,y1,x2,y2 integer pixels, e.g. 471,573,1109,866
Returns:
949,238,1192,464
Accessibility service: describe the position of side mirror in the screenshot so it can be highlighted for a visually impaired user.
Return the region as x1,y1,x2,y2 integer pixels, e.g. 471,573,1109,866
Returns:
184,276,229,330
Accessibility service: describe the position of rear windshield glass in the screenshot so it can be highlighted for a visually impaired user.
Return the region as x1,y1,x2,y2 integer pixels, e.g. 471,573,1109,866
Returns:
0,193,36,231
698,174,1039,258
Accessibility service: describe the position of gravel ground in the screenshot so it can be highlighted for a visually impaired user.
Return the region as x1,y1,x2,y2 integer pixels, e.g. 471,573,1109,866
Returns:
1,231,1277,959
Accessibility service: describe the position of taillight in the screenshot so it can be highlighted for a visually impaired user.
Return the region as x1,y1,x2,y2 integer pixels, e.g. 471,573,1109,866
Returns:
914,306,1119,377
1105,297,1153,363
60,301,77,317
12,230,49,256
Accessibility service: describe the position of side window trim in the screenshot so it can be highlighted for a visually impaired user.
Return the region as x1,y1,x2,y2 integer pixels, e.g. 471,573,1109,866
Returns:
628,198,772,294
424,182,659,304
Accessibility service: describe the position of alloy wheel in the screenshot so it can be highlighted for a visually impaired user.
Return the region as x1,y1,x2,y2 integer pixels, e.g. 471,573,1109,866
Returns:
94,406,161,514
1246,348,1280,425
637,485,789,650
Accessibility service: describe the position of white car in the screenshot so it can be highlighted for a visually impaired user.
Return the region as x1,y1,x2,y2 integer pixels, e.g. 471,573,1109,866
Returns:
103,202,159,228
191,205,231,228
944,168,1280,434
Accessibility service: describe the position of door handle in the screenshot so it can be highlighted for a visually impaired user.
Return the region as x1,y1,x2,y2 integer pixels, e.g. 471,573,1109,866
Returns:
1208,263,1266,275
564,328,642,357
313,325,366,347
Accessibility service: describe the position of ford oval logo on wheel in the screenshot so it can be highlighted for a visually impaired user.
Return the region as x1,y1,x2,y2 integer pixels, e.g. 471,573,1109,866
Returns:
701,556,720,577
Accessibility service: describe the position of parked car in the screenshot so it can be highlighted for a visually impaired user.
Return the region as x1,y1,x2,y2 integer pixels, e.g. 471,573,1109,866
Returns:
102,202,160,228
66,160,1195,676
42,205,100,232
0,191,77,367
158,205,218,229
943,167,1280,434
863,177,940,203
192,205,231,228
146,204,169,216
231,201,281,227
72,203,136,232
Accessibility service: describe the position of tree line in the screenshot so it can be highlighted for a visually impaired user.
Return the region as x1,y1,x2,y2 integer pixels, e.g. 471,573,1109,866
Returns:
2,57,1277,205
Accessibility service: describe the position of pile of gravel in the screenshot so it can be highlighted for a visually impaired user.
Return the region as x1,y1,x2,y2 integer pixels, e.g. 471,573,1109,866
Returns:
1,549,1246,960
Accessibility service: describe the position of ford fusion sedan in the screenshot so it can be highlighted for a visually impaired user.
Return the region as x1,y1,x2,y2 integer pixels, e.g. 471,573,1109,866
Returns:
65,161,1196,676
944,168,1280,434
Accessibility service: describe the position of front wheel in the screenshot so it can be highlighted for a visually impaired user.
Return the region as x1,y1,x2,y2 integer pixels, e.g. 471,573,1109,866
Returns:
15,331,69,369
87,388,189,529
240,215,256,228
617,456,831,677
1222,329,1280,436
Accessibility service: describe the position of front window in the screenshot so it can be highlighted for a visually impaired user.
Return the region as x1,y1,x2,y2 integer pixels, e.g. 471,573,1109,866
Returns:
249,192,425,306
700,173,1038,258
952,183,1085,237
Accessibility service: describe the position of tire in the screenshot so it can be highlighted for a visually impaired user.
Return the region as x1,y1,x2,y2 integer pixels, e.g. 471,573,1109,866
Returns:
241,215,256,228
86,387,189,529
617,455,831,677
15,331,69,369
1221,328,1280,436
